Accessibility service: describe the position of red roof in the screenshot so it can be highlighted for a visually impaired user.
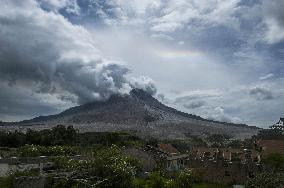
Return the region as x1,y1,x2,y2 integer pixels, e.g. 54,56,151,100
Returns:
158,144,179,155
258,140,284,155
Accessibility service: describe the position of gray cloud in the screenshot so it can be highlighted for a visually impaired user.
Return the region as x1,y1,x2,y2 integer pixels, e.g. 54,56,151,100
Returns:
129,76,157,96
249,87,274,100
0,82,71,121
0,0,156,120
38,0,80,15
262,0,284,43
1,0,284,127
183,100,206,109
0,5,126,103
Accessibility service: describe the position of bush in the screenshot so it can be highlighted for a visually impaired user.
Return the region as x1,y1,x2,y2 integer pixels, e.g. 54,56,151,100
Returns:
263,153,284,173
0,169,39,188
144,172,174,188
18,145,79,157
51,146,142,188
172,169,203,188
246,173,284,188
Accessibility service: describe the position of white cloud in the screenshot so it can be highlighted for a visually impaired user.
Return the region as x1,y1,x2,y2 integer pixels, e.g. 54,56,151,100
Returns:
208,106,241,123
150,0,241,33
262,0,284,44
260,73,274,80
129,76,157,95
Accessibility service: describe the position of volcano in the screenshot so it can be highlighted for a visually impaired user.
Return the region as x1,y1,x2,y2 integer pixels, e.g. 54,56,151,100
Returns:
1,89,259,139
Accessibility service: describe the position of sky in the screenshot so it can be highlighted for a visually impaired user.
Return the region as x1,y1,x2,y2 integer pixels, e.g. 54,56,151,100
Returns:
1,0,284,127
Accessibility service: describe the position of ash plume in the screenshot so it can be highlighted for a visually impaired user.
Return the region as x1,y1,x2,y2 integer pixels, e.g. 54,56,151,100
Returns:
0,0,156,108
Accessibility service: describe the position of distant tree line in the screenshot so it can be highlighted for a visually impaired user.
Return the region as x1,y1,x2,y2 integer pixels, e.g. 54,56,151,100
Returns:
0,125,143,148
256,127,284,140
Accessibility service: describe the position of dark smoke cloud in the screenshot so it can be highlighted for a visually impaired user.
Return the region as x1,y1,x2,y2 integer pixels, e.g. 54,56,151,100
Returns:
0,0,156,105
0,0,156,120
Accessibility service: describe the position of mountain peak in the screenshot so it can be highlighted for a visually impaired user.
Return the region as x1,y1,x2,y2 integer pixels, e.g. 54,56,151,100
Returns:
130,88,153,98
11,88,259,139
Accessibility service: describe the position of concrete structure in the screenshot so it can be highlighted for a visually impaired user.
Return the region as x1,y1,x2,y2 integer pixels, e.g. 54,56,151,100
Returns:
191,147,260,163
185,157,262,184
166,154,188,171
123,147,157,172
146,144,189,171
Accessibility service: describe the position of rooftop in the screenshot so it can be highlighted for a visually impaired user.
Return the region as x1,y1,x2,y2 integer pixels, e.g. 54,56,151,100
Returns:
258,140,284,155
157,144,179,155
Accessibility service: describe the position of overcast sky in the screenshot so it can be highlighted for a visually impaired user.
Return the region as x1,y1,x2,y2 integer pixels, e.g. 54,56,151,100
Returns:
1,0,284,127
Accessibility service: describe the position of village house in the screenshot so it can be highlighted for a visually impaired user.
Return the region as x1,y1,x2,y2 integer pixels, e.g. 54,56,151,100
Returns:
145,143,188,171
186,147,263,184
257,140,284,156
191,147,261,163
122,147,157,172
269,117,284,131
157,143,189,171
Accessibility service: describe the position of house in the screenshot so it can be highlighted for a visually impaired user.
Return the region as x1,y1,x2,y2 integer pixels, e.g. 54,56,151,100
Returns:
257,140,284,155
269,118,284,131
146,143,188,171
122,147,157,172
157,143,179,156
166,154,188,171
191,147,260,163
156,144,188,171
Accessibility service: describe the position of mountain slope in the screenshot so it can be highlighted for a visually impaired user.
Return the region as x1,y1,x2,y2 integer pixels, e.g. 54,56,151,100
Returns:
2,89,260,139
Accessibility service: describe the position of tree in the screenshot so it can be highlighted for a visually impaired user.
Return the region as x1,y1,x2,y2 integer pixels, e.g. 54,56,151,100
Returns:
246,173,284,188
144,172,172,188
264,153,284,173
206,134,231,147
52,146,142,188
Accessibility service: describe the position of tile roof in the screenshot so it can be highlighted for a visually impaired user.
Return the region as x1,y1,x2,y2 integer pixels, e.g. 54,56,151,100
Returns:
258,140,284,155
157,144,179,155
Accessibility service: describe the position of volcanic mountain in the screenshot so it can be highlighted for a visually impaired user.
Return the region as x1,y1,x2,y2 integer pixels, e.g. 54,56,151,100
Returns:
2,89,259,139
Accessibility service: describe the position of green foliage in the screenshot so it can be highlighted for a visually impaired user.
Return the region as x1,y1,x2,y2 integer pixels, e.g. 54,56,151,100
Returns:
227,139,243,149
10,169,39,177
0,125,78,147
257,129,284,140
246,173,284,188
52,146,142,188
0,131,26,147
133,169,203,188
0,125,144,148
0,169,39,188
183,133,208,147
175,169,201,188
206,134,231,147
78,132,144,147
0,176,13,188
18,145,79,157
144,172,173,188
263,153,284,172
231,152,242,162
242,138,255,149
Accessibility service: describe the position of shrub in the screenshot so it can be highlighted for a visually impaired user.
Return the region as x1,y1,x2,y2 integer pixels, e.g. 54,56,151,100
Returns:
246,173,284,188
